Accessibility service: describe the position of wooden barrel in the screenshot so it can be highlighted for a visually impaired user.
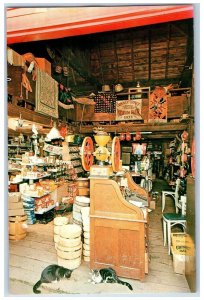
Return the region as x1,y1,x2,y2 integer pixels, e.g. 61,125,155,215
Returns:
76,178,90,196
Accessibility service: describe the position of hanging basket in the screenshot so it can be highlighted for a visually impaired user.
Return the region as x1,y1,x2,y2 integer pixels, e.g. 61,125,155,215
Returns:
58,101,74,109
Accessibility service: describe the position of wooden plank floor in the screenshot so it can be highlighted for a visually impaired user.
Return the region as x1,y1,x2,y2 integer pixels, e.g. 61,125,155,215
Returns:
8,180,191,295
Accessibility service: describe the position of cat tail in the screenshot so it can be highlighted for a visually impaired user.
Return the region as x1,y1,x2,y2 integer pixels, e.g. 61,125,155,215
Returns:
33,280,42,294
117,279,133,291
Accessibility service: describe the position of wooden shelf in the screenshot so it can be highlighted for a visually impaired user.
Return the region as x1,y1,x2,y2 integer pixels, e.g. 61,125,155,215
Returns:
8,103,56,127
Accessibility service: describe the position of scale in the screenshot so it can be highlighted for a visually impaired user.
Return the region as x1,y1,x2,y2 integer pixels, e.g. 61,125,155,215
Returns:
81,129,121,178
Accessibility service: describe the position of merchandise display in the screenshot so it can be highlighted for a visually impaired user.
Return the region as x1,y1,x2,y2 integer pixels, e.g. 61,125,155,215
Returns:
6,6,195,294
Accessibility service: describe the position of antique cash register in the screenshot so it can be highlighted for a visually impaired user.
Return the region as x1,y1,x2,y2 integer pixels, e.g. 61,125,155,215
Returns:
80,129,149,280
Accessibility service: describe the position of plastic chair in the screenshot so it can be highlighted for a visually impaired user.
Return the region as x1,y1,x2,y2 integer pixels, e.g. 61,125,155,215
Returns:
162,178,180,213
162,196,187,255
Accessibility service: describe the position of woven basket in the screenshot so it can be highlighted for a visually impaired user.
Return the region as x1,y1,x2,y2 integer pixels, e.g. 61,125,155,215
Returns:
59,236,81,248
60,224,82,239
57,256,81,270
57,248,82,260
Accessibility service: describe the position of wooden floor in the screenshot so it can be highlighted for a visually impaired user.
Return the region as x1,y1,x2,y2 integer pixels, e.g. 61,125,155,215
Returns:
8,180,191,295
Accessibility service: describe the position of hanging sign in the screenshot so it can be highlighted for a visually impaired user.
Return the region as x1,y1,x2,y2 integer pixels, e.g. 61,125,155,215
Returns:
43,143,62,155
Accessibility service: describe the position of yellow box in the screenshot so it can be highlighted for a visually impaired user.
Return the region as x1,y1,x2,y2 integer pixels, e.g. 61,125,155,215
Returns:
171,233,194,255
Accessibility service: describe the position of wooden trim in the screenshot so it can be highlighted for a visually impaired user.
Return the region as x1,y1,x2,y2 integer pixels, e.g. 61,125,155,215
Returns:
7,6,193,44
90,215,147,223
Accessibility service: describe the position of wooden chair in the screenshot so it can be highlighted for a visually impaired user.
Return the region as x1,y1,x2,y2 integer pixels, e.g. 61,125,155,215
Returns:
162,195,187,255
162,178,180,213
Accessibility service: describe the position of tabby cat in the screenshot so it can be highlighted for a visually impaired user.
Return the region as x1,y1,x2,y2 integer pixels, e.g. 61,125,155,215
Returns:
90,267,133,290
33,264,73,294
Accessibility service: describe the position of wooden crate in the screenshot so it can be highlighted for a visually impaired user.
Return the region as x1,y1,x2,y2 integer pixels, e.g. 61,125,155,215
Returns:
66,102,95,121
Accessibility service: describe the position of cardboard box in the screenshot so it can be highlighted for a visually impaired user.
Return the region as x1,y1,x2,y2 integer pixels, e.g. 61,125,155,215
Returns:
35,57,51,76
8,208,25,217
8,202,23,210
171,246,185,274
8,192,21,203
171,233,194,255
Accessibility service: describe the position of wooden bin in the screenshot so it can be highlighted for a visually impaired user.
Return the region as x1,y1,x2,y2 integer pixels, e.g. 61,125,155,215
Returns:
76,178,90,196
9,215,27,240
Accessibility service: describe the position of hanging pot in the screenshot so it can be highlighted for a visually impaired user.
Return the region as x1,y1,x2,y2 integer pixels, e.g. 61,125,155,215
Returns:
135,131,141,141
119,133,126,141
126,132,131,141
114,84,124,93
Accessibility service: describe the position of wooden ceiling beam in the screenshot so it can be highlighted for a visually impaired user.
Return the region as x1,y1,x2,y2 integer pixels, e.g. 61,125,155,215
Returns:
78,123,188,134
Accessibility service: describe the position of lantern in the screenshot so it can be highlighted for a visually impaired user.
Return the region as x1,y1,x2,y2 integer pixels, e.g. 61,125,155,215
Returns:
135,131,141,141
119,133,125,141
126,132,131,141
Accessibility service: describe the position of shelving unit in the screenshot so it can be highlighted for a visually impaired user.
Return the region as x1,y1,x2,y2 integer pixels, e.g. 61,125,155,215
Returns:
68,144,84,175
8,144,32,158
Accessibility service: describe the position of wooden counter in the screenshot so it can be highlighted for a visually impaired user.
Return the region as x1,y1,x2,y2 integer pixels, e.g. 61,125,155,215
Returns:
90,173,149,281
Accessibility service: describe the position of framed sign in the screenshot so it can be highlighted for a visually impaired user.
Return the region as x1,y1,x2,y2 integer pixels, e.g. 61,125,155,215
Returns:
116,100,142,121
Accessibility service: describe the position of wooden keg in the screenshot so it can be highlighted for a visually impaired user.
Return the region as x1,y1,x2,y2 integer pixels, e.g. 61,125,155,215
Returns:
76,178,90,196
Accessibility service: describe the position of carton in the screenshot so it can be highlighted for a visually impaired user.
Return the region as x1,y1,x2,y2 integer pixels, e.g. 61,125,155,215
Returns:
8,208,25,217
171,246,185,274
8,192,21,203
8,202,23,210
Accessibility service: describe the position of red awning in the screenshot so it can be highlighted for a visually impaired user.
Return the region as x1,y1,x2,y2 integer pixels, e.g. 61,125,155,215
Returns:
7,5,193,44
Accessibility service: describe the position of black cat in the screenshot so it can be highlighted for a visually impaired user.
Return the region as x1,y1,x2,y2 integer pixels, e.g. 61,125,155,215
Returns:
33,264,73,294
90,267,133,290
